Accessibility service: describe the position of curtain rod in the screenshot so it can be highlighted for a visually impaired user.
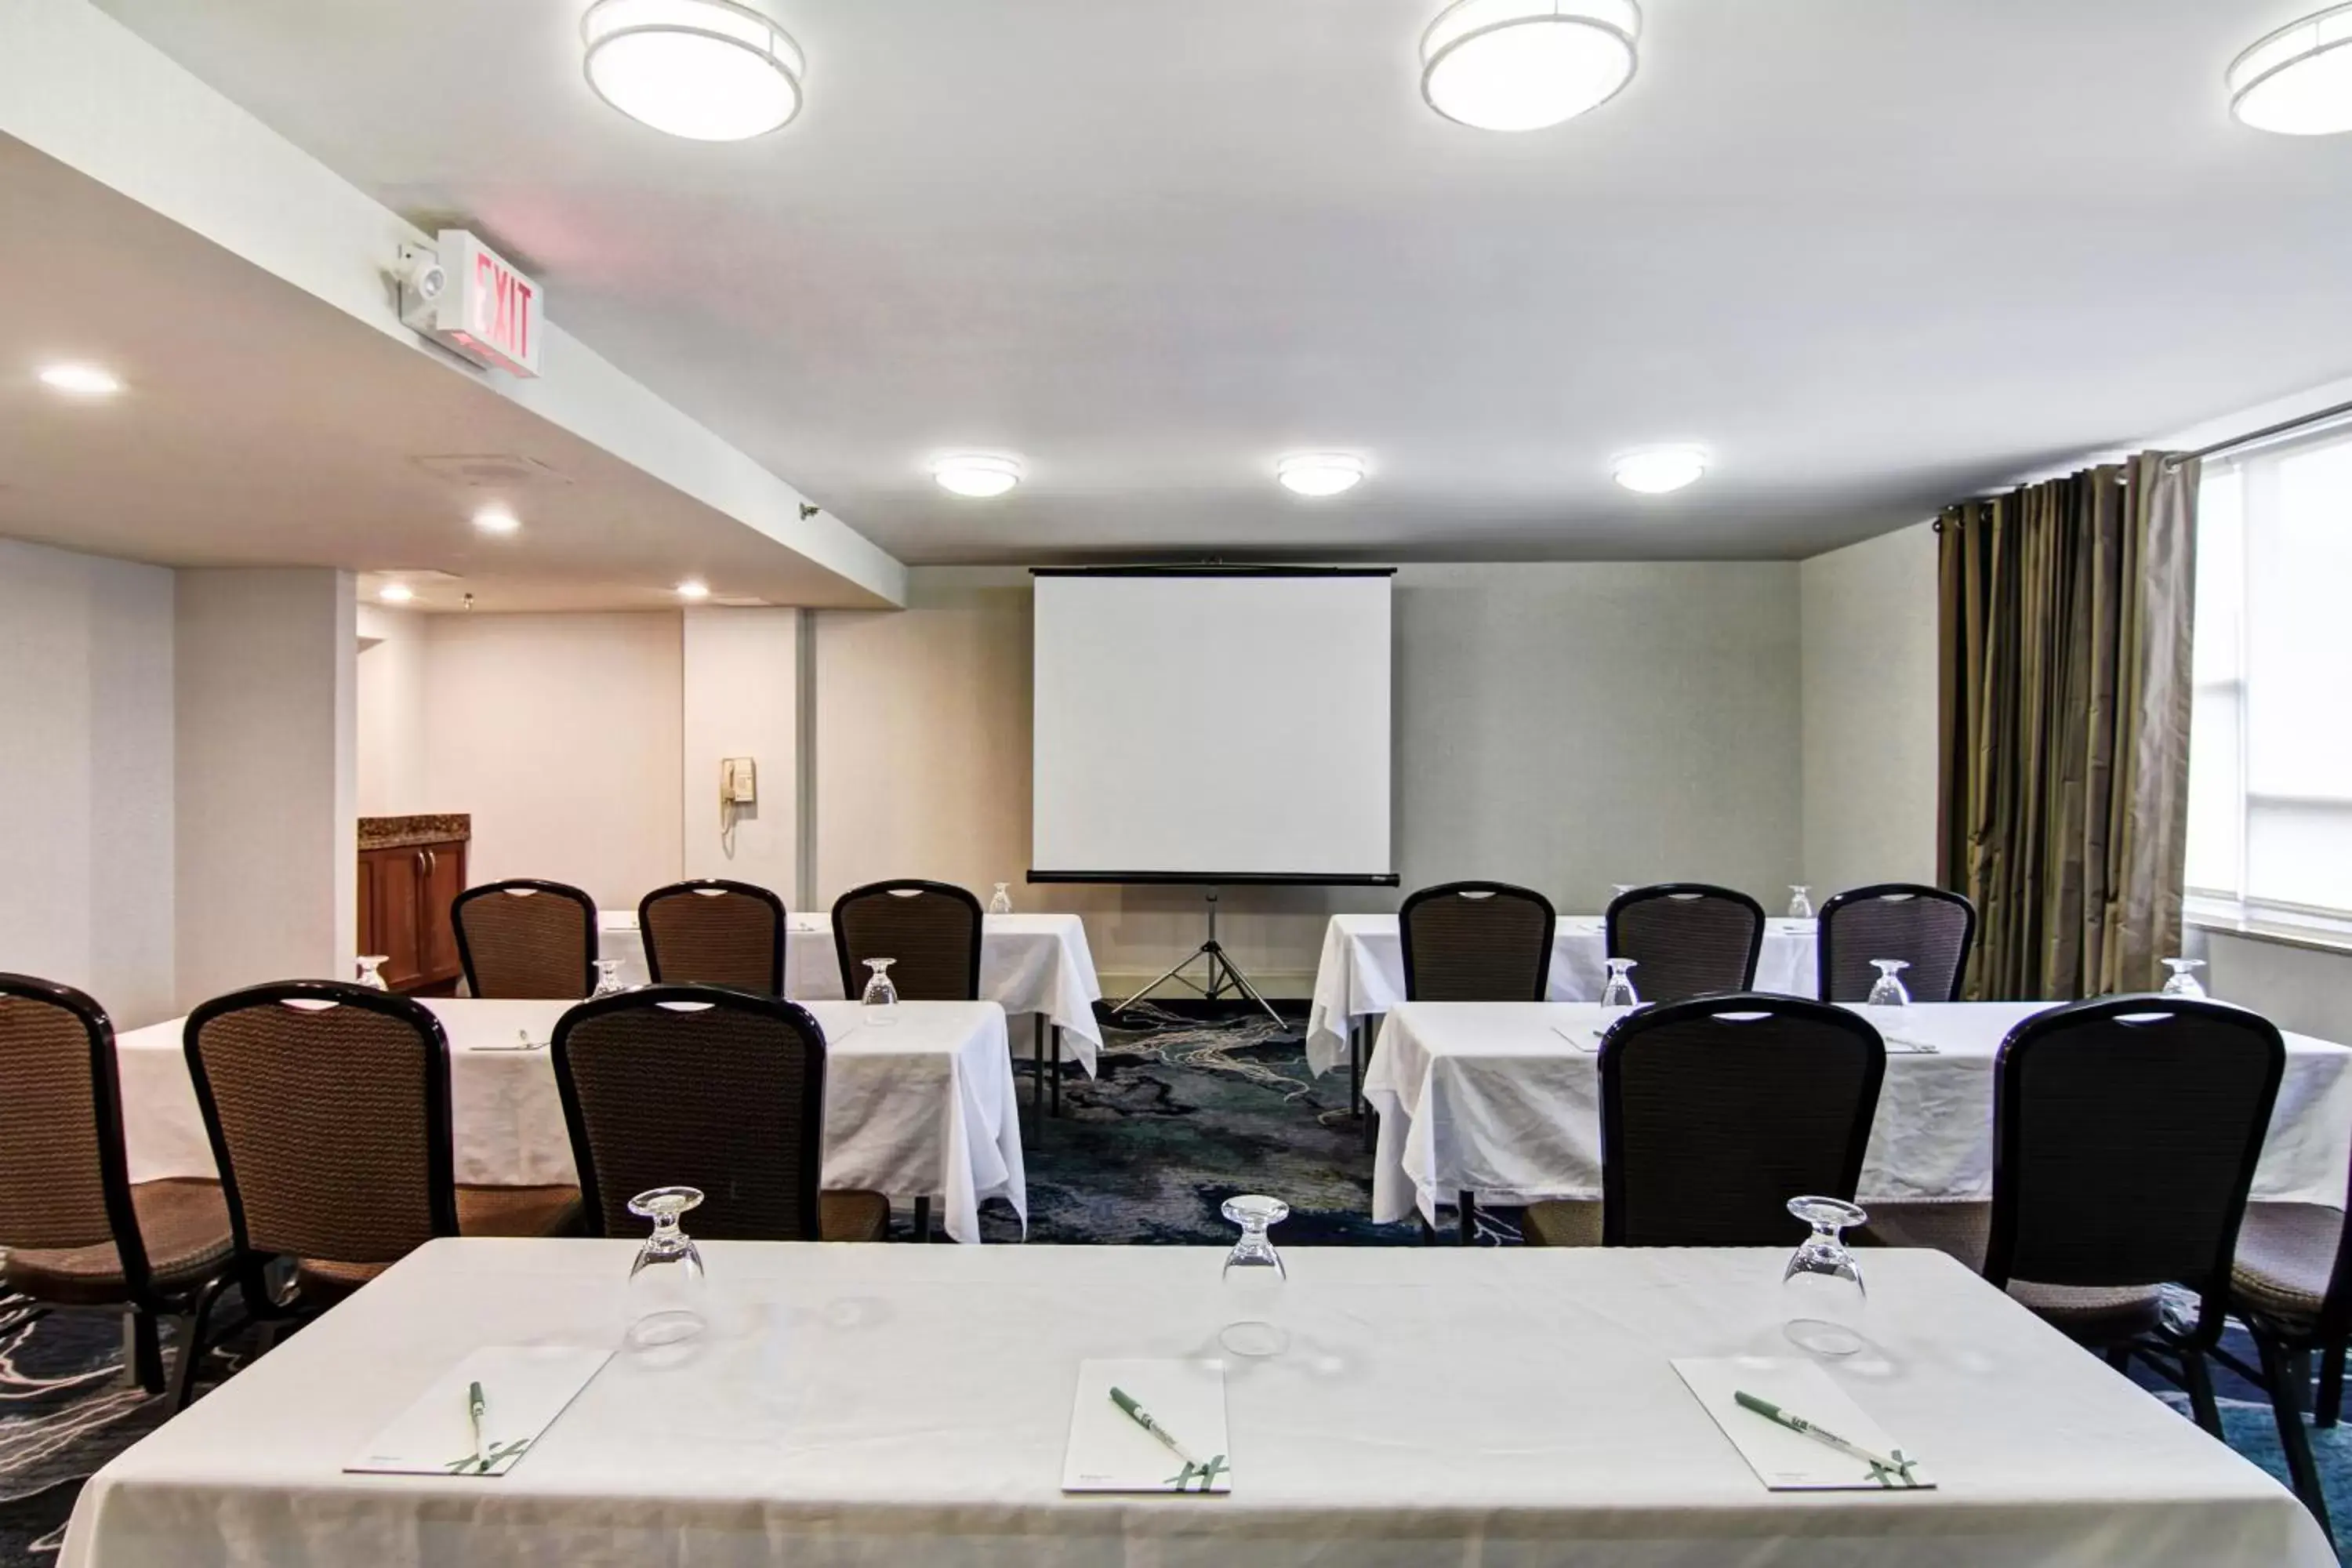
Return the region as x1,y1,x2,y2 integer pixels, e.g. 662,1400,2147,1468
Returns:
2164,396,2352,471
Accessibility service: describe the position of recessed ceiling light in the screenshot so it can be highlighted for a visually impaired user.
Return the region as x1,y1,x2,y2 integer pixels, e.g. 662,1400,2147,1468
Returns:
378,583,416,604
1421,0,1641,132
677,578,712,600
930,453,1024,498
472,506,521,536
38,362,122,397
1612,445,1708,495
582,0,804,141
1276,453,1367,497
2230,4,2352,135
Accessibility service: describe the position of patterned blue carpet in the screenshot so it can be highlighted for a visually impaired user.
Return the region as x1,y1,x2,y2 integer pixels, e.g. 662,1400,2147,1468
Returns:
3,1005,2344,1560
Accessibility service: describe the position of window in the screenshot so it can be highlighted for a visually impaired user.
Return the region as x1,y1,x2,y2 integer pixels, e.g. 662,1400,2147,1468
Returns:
2187,426,2352,930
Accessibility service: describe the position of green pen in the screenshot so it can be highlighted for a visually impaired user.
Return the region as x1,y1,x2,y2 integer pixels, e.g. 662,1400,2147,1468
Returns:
466,1381,488,1472
1109,1385,1201,1470
1734,1390,1918,1486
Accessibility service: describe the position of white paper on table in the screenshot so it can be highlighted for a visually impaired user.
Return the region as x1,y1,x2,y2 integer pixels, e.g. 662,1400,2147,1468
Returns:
1672,1357,1935,1492
347,1345,611,1478
1550,1024,1604,1054
1062,1359,1232,1494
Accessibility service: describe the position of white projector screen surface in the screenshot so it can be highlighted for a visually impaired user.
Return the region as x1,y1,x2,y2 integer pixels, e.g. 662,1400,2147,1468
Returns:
1031,572,1393,881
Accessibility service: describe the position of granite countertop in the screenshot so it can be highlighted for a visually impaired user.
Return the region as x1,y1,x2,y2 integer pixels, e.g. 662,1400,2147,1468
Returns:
358,813,470,851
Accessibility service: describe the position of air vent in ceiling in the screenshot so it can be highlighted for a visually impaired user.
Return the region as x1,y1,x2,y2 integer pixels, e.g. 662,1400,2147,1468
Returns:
409,453,570,488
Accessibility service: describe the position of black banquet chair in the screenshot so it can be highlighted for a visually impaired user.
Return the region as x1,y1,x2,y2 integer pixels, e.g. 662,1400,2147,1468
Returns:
639,879,786,994
452,879,599,999
1523,993,1886,1249
831,880,983,1003
2226,1134,2352,1532
551,985,889,1243
1399,881,1556,1003
1604,884,1766,1004
1816,884,1976,1003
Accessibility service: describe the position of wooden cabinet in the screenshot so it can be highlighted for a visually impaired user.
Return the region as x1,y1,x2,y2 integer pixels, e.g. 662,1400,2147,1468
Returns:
358,836,467,994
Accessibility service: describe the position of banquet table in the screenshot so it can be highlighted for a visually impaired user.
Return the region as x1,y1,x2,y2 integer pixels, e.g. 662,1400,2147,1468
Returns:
601,908,1106,1073
1363,1000,2352,1227
62,1240,2330,1568
112,998,1024,1244
1305,913,1819,1077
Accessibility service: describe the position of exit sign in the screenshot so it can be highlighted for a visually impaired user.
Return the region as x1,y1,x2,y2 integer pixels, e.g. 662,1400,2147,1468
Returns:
423,230,543,378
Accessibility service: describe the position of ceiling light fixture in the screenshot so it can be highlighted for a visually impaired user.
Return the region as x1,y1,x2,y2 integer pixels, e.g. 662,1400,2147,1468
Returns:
378,583,416,604
2230,4,2352,135
472,506,521,536
676,578,712,599
929,453,1025,499
38,362,122,397
582,0,804,141
1421,0,1641,132
1276,453,1367,497
1612,445,1708,495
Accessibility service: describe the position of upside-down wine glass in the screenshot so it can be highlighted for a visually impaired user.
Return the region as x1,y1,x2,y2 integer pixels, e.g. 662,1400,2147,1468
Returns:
988,882,1014,916
625,1186,708,1351
591,958,628,999
2160,958,2208,999
1788,885,1814,920
354,956,390,991
862,957,901,1025
1866,959,1911,1008
1599,958,1640,1011
1219,1195,1290,1358
1783,1196,1868,1356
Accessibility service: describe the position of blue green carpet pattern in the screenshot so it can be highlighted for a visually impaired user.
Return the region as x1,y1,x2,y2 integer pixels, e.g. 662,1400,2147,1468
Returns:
3,1005,2345,1560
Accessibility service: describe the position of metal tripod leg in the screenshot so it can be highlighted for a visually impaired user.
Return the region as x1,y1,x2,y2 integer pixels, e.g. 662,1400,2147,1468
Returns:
1114,942,1214,1014
1211,945,1286,1029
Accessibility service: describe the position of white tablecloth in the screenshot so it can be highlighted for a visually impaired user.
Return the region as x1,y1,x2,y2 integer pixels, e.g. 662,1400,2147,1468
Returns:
112,999,1024,1244
1363,1000,2352,1226
601,909,1105,1073
1305,913,1820,1075
64,1240,2328,1568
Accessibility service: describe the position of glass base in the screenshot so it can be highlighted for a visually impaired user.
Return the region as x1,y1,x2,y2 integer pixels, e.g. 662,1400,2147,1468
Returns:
1784,1317,1864,1356
1219,1319,1288,1359
627,1308,707,1351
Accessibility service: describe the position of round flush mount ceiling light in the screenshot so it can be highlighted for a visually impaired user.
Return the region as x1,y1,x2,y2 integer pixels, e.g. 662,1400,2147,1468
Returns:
1612,445,1708,495
377,582,416,604
1421,0,1641,132
676,578,712,600
38,362,123,397
930,453,1025,498
2230,4,2352,135
582,0,804,141
1276,453,1367,497
472,506,521,536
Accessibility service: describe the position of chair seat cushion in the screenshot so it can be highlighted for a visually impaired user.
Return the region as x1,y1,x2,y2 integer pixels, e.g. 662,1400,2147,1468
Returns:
296,1186,583,1308
1863,1200,2163,1345
821,1189,891,1243
1520,1200,1602,1248
1,1178,232,1306
2231,1201,2345,1327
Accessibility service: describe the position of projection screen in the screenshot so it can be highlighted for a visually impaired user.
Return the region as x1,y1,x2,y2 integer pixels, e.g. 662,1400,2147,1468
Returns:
1029,568,1396,884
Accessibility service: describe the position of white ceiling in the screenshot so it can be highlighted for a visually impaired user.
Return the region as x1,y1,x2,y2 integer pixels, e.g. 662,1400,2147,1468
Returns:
85,0,2352,563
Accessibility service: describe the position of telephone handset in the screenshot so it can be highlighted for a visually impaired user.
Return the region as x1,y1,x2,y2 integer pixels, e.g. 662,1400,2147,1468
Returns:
719,757,756,857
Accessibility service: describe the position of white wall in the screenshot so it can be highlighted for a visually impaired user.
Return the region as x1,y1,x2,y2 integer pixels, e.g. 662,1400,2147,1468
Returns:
420,612,684,909
174,567,356,1006
681,607,800,894
355,601,428,816
0,538,178,1025
1798,521,1940,895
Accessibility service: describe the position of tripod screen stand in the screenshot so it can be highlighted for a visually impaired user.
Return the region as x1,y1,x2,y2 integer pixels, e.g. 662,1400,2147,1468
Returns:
1112,889,1282,1028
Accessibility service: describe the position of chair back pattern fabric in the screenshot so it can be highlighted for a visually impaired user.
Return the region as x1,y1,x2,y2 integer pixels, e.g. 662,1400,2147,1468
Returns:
1816,884,1977,1003
1986,995,2283,1345
452,880,598,999
639,880,786,994
0,975,147,1282
1399,881,1556,1002
831,880,983,1002
1604,884,1766,1004
553,986,829,1241
1599,994,1886,1247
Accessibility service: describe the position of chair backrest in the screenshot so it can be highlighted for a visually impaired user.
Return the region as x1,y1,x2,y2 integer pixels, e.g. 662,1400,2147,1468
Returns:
639,880,786,993
1986,995,2283,1345
184,982,456,1269
831,880,982,1002
1600,993,1886,1247
1604,884,1766,1004
0,974,151,1290
1399,881,1556,1002
552,985,830,1241
1816,884,1977,1003
452,880,598,999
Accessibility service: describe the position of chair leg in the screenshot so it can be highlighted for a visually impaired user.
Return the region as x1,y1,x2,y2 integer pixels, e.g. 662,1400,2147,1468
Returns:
2256,1330,2334,1538
2183,1345,2223,1437
912,1196,932,1243
124,1308,165,1395
169,1276,230,1412
1051,1026,1062,1118
2318,1340,2347,1429
2104,1345,2133,1374
1457,1192,1478,1247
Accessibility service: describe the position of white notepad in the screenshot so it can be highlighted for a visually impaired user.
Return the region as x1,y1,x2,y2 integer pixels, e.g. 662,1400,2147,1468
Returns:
1062,1359,1232,1494
1673,1356,1934,1491
347,1345,611,1478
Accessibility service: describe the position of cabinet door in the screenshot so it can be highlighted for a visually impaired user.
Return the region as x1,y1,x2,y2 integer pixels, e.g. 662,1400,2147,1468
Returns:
362,847,426,990
417,840,468,985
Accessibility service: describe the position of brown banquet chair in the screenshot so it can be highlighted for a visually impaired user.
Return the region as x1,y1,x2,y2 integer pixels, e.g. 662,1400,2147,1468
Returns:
1815,884,1976,1002
831,880,982,1001
1604,883,1765,1004
452,878,598,999
640,879,786,993
1399,881,1556,1002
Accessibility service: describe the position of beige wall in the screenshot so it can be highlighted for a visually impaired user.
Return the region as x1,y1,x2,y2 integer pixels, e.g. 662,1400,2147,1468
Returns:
1798,521,1940,895
681,607,800,894
419,612,684,910
0,538,179,1025
355,601,428,816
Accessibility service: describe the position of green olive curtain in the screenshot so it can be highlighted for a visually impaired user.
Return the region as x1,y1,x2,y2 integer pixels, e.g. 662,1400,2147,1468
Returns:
1936,453,2198,1001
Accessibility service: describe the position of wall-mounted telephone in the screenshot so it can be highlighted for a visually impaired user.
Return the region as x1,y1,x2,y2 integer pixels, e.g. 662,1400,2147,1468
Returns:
720,757,757,856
